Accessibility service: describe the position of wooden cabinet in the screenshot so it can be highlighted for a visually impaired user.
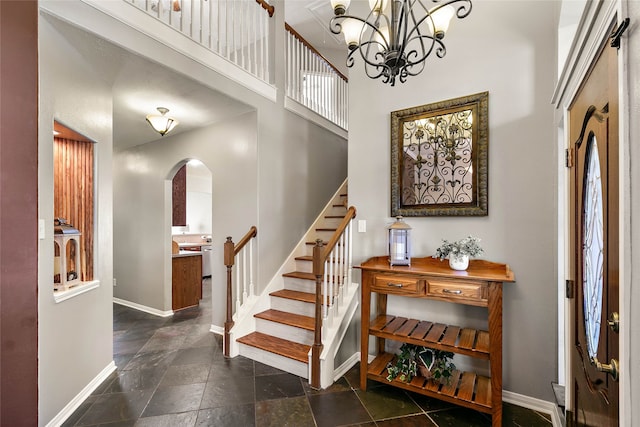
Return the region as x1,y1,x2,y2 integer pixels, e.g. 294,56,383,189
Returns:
172,253,202,310
358,256,514,427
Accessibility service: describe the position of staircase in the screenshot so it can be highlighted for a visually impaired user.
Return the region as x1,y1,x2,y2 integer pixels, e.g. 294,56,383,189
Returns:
233,183,358,387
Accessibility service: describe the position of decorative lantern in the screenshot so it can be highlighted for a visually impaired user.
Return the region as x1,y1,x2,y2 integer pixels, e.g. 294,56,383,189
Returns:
388,216,411,266
54,218,82,291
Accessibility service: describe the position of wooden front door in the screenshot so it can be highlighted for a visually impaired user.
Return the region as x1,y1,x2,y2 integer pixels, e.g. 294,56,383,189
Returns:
568,27,619,426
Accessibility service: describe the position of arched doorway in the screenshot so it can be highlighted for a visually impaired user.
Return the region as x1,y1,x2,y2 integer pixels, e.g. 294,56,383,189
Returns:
169,159,213,311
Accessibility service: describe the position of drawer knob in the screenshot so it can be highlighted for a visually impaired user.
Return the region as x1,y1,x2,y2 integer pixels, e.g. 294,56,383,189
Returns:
443,289,462,295
387,283,404,288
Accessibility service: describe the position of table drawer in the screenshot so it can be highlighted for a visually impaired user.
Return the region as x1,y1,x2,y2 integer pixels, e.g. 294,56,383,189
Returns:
426,279,486,301
372,275,423,295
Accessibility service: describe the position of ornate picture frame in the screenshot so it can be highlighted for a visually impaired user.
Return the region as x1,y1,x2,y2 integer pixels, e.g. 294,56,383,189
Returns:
390,92,489,216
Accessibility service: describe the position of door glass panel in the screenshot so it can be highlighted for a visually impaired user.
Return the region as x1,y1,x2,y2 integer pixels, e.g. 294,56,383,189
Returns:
582,135,604,360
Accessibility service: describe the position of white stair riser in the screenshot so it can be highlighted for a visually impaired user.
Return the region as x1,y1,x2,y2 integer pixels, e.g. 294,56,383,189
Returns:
296,261,348,276
283,277,316,292
295,259,313,273
255,318,314,345
238,343,308,379
271,296,315,317
283,277,342,297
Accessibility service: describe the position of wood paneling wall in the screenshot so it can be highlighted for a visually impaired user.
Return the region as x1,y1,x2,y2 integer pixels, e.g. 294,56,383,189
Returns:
172,164,187,226
54,137,94,281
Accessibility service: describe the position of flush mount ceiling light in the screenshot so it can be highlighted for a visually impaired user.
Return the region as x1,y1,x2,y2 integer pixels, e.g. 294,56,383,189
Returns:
329,0,472,86
145,107,179,136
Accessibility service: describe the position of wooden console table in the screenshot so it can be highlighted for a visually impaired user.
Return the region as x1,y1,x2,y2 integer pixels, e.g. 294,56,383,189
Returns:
358,256,514,427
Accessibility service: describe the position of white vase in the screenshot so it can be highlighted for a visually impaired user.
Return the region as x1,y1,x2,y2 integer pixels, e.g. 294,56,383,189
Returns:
449,254,469,271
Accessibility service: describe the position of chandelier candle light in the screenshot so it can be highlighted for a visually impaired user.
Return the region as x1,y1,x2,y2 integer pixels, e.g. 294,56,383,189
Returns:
329,0,472,86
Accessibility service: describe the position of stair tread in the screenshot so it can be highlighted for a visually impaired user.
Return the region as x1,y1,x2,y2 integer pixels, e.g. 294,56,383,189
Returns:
295,255,313,262
283,271,315,281
283,271,343,285
305,241,345,247
324,215,345,219
255,309,315,330
237,332,310,364
316,228,338,232
270,289,315,304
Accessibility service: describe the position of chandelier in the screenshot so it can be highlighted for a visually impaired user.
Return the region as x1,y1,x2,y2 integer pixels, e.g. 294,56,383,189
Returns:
329,0,472,86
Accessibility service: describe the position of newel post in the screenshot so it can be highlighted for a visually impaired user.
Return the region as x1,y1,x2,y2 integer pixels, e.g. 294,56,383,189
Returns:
311,239,325,389
224,236,235,358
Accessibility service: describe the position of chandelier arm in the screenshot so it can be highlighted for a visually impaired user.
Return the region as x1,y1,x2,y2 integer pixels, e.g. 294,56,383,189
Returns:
329,14,374,36
393,0,412,61
402,34,446,66
357,42,392,79
343,39,387,77
405,0,472,41
399,3,430,71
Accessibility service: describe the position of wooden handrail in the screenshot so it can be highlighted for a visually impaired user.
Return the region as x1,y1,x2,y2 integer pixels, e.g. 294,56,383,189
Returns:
310,206,356,388
234,226,258,256
285,22,348,83
255,0,274,17
224,226,257,357
321,206,356,259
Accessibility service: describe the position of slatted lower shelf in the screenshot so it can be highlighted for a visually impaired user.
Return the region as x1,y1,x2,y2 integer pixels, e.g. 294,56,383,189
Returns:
367,352,492,413
369,315,490,359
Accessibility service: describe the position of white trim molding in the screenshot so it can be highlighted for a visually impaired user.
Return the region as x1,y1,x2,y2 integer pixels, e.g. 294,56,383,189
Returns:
209,324,224,335
113,297,174,317
503,390,561,427
333,352,359,382
45,361,116,427
54,280,100,303
285,96,348,139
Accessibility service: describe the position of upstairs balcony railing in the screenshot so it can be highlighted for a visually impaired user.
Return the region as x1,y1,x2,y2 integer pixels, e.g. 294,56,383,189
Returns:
285,23,349,130
123,0,348,130
126,0,273,82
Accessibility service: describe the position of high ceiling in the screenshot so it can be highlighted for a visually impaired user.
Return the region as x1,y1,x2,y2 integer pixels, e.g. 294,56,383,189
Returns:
46,2,352,151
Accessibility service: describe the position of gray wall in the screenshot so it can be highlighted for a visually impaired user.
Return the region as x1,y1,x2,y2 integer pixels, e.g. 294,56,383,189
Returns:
346,1,558,402
104,0,348,324
38,15,114,425
38,1,347,424
113,113,259,317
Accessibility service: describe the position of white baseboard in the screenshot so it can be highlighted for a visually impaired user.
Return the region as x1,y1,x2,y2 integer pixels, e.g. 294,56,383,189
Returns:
113,297,173,317
209,324,224,335
503,390,561,427
333,352,360,382
45,361,116,427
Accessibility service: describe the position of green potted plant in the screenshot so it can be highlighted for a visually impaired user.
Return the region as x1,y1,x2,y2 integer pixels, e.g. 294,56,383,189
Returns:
434,235,484,270
386,344,456,385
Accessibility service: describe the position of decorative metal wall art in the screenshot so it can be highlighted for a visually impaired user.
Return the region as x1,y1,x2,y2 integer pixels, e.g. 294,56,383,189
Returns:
391,92,488,216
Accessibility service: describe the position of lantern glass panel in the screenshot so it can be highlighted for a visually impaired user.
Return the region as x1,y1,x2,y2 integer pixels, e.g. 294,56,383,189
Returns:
388,228,411,266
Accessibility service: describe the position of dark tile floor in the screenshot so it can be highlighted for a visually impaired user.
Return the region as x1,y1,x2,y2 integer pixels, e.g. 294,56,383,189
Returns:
63,280,554,426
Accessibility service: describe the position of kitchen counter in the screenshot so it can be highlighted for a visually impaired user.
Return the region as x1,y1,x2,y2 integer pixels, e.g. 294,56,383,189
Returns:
173,250,202,258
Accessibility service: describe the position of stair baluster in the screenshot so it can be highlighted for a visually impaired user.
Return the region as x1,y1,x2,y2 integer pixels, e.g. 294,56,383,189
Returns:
224,226,258,357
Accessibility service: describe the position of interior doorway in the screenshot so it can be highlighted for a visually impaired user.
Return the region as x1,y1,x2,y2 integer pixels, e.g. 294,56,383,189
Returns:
169,159,213,311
